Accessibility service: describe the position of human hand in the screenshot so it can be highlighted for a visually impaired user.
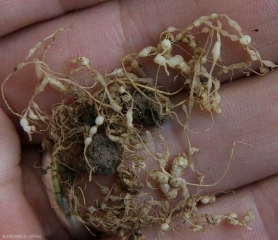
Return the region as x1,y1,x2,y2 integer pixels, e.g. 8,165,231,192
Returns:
0,1,278,239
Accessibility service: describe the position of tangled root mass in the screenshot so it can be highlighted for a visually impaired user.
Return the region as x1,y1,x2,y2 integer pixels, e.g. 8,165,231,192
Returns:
2,13,277,239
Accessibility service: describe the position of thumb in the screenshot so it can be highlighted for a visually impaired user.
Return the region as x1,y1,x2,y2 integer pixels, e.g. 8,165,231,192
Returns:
0,107,44,237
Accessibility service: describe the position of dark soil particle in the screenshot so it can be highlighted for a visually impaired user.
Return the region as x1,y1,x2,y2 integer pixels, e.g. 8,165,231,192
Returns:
57,163,76,188
79,105,97,126
85,133,122,175
132,90,170,127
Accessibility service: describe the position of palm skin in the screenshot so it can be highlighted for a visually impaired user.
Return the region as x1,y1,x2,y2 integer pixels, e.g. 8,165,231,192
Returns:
0,0,278,239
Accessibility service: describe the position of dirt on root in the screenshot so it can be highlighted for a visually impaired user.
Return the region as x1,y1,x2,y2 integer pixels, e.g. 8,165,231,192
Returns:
86,132,122,175
132,90,171,127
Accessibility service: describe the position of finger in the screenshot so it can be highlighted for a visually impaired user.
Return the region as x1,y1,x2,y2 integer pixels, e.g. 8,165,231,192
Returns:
0,0,277,76
0,0,108,37
0,107,44,237
197,174,278,240
144,174,278,240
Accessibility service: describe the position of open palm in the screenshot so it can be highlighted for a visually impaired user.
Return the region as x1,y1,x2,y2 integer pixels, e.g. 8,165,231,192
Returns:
0,1,278,239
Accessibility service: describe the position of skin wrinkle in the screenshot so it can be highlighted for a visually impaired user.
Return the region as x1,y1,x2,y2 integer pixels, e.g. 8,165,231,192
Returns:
119,1,140,49
101,2,126,57
0,165,22,191
0,108,45,237
0,1,14,32
263,19,278,52
267,0,278,17
230,194,260,239
0,110,21,186
0,183,45,238
250,178,277,240
0,0,108,37
118,0,155,52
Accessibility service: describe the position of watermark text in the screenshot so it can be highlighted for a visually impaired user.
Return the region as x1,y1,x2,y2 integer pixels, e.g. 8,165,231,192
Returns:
2,235,42,239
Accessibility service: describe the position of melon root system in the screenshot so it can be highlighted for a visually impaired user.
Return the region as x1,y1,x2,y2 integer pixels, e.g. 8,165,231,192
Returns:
2,13,277,239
